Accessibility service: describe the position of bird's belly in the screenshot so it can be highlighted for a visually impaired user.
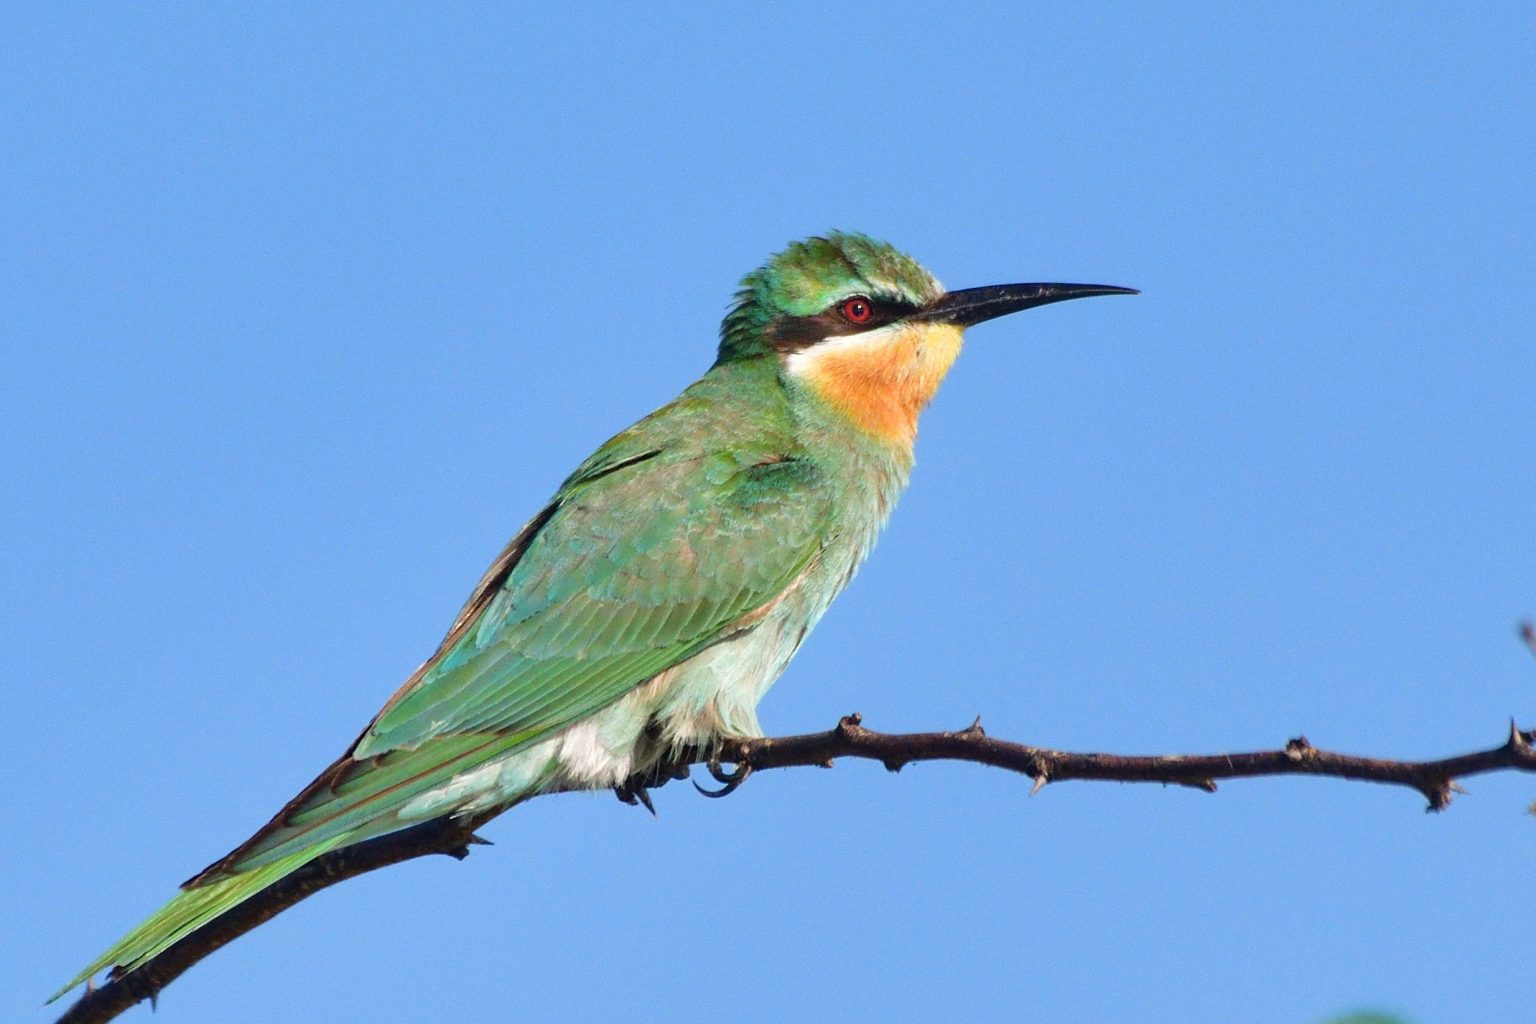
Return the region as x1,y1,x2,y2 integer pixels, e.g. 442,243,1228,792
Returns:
551,594,821,788
404,586,834,820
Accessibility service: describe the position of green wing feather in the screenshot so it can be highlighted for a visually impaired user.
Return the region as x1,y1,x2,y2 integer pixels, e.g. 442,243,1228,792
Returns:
54,412,827,1000
237,449,827,868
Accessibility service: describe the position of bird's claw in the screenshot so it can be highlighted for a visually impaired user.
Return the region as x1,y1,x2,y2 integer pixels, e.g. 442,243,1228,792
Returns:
693,755,753,799
614,780,657,816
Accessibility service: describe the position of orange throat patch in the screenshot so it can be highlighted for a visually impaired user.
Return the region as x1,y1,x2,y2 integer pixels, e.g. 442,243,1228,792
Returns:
787,322,964,447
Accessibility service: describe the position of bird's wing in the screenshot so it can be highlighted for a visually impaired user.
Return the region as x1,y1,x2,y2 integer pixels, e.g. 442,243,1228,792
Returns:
206,446,829,877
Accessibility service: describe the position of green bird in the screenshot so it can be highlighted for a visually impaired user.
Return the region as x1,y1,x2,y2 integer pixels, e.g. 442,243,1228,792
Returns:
54,233,1134,1000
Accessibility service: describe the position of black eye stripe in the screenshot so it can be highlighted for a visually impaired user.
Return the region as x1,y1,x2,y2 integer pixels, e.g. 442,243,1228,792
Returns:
764,296,922,352
837,297,909,329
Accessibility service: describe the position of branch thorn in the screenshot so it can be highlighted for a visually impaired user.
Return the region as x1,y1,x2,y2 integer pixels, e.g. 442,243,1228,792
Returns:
1284,736,1315,761
1423,779,1454,812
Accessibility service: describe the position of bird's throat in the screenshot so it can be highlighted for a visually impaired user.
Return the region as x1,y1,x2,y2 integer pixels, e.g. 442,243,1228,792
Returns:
786,323,963,448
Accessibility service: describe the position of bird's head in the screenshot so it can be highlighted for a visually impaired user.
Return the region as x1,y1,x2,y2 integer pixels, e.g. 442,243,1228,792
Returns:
719,232,1134,447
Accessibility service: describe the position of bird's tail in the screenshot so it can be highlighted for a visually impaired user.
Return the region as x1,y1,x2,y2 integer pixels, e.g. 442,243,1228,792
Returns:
47,835,347,1004
51,728,549,1005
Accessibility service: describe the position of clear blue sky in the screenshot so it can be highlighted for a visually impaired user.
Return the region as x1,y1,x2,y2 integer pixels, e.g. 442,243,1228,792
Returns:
5,5,1533,1023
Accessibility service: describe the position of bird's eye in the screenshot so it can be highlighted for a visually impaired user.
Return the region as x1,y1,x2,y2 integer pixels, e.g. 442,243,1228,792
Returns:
839,296,873,324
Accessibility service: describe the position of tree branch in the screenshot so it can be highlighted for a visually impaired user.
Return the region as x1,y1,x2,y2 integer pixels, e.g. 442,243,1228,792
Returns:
718,712,1536,808
55,713,1536,1024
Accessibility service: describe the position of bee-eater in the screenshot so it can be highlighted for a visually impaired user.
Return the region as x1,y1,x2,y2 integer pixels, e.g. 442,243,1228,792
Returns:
55,233,1134,999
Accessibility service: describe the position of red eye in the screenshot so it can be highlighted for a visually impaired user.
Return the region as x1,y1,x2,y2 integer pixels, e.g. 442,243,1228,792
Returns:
840,296,873,324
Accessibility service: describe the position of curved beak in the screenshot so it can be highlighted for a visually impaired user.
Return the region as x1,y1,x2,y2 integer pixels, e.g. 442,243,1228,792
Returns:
916,283,1138,327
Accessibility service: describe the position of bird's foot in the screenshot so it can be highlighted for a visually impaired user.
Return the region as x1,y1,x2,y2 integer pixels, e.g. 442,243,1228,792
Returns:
614,756,693,815
692,752,753,799
614,779,657,815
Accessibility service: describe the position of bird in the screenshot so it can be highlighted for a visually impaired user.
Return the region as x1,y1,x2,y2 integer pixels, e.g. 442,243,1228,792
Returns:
54,232,1135,1000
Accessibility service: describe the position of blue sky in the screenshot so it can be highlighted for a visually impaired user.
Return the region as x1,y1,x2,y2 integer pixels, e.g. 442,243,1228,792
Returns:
4,5,1533,1023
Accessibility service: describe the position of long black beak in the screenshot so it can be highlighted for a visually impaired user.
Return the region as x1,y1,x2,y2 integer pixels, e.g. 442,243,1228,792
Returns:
917,283,1138,327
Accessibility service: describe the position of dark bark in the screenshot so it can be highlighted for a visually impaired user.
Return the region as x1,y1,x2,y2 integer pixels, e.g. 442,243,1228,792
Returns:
55,712,1536,1024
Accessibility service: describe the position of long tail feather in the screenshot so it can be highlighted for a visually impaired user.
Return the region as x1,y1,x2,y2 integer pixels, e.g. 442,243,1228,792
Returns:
48,835,347,1004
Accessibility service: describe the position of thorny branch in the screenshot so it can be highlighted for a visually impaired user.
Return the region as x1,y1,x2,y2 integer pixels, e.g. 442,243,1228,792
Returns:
715,712,1536,809
55,639,1536,1024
